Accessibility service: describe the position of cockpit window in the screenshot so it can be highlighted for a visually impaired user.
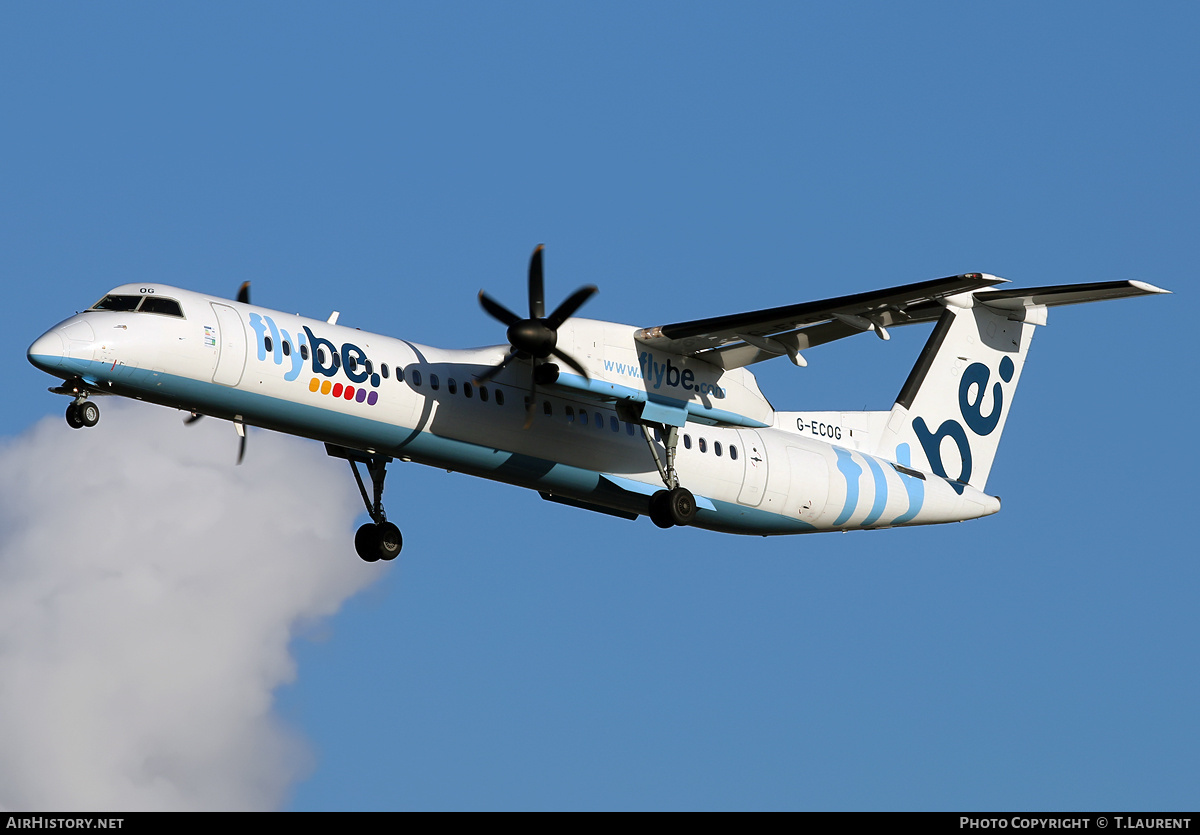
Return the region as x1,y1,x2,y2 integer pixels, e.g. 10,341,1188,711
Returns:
90,295,141,312
139,297,184,317
88,294,185,318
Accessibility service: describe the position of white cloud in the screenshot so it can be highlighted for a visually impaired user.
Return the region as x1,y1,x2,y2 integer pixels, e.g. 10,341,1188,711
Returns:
0,402,383,811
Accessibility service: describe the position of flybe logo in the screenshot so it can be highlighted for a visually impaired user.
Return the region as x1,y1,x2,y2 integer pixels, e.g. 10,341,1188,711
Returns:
912,356,1015,494
633,351,726,399
248,313,381,407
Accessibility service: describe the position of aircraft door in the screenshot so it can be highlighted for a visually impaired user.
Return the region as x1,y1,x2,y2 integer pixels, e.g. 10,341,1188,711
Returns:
210,303,247,387
735,428,768,506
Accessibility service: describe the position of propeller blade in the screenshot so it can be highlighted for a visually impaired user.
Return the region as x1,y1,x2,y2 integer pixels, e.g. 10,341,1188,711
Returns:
237,281,250,304
234,419,246,465
545,284,598,330
528,244,545,319
479,291,522,327
551,347,591,381
474,350,519,384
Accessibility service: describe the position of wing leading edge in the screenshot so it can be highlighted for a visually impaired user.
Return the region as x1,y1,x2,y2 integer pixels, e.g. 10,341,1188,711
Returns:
635,276,1169,370
634,273,1005,369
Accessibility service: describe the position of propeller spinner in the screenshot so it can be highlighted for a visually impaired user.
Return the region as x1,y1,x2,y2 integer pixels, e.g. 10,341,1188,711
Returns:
476,245,597,423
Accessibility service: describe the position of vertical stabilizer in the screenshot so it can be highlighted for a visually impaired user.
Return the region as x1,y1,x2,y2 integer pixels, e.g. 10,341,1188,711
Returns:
878,300,1037,494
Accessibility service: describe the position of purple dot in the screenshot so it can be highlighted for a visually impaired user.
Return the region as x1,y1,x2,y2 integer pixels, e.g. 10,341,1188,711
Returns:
367,391,378,406
356,388,367,403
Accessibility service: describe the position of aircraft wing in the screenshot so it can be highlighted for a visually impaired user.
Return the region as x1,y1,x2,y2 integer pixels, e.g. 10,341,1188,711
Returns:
634,273,1006,369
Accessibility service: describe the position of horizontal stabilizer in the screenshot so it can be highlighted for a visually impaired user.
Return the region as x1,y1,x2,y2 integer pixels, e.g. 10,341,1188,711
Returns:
975,280,1169,312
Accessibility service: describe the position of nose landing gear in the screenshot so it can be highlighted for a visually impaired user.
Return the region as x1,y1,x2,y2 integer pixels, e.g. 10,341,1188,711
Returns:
65,398,100,429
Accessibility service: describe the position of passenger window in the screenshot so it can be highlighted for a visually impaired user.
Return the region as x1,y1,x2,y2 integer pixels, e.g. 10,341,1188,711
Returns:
464,382,473,398
699,438,707,453
595,413,605,430
332,352,341,369
317,347,328,366
683,434,692,449
365,360,373,376
566,406,575,423
626,422,635,436
282,341,291,356
264,336,273,353
730,445,738,461
496,389,505,406
430,374,439,391
654,427,662,443
139,297,184,317
381,363,389,379
448,378,458,395
714,441,722,457
347,355,357,372
412,370,422,387
301,345,309,361
579,410,588,426
396,367,404,383
480,386,489,402
543,400,552,416
610,416,619,432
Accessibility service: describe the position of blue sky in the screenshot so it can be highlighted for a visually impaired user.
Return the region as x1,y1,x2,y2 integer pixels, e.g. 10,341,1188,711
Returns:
1,2,1195,811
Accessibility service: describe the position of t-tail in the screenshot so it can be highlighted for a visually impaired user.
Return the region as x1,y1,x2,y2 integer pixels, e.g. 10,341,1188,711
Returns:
876,280,1169,494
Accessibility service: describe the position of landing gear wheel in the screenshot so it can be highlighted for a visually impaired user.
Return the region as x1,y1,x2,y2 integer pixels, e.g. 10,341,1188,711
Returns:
65,403,84,429
667,486,697,526
355,524,381,562
355,522,403,562
78,401,100,427
648,490,675,529
376,521,402,561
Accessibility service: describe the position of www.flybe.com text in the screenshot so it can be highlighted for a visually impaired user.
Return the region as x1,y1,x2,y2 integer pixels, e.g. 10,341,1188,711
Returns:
602,353,726,398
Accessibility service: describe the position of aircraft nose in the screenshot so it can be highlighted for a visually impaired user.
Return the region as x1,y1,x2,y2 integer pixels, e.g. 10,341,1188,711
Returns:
27,329,66,371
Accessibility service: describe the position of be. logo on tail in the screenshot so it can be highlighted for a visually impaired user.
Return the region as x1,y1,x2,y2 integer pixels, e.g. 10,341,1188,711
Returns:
913,356,1015,494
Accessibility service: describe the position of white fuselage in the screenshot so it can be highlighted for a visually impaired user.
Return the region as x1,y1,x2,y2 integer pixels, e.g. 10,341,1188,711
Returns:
28,284,1000,535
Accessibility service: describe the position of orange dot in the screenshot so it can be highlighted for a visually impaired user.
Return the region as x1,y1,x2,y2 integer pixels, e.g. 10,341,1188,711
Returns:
321,380,332,395
309,378,320,393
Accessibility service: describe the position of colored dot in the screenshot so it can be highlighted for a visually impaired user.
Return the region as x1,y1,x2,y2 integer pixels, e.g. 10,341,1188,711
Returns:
370,373,380,387
344,385,355,400
332,383,343,397
309,378,320,393
355,388,367,403
320,380,331,395
367,391,378,406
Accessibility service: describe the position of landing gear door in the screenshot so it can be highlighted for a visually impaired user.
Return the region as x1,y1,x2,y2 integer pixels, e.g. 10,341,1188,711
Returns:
736,428,768,506
210,303,247,387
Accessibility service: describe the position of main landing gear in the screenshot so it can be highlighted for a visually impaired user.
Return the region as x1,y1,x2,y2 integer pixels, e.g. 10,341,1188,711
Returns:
639,423,697,529
65,398,100,429
341,449,402,563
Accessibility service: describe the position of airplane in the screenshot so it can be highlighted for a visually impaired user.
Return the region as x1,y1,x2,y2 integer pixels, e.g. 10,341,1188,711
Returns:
26,246,1168,562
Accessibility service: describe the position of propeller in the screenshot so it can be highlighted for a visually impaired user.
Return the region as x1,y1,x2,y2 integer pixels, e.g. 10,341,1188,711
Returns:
477,245,597,425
